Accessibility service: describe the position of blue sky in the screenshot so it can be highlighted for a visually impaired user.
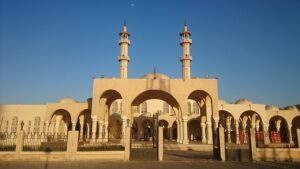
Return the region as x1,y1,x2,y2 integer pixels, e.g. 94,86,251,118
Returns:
0,0,299,107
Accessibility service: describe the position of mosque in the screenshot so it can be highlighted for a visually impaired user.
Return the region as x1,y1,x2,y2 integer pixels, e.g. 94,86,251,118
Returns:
0,22,299,149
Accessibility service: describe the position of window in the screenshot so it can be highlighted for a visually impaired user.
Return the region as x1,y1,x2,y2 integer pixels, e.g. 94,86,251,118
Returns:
163,102,169,114
111,101,118,113
141,102,147,113
34,117,41,133
11,117,18,133
188,102,191,115
193,102,200,114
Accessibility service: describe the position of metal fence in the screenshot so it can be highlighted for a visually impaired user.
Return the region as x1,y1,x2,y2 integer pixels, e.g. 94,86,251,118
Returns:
0,132,16,151
23,132,68,152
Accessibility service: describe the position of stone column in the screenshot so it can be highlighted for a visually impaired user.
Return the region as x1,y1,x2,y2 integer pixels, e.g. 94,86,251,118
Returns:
218,127,225,161
235,120,240,144
182,117,189,144
249,128,257,161
158,126,164,161
169,127,173,140
91,116,98,141
176,120,180,143
201,122,207,143
86,123,90,140
55,115,63,136
226,118,232,143
79,119,84,141
121,116,127,144
104,121,108,142
207,121,213,144
288,123,294,144
263,124,270,144
97,120,103,142
71,121,76,131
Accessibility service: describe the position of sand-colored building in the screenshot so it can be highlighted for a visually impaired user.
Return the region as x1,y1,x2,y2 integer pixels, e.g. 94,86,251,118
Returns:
0,22,299,149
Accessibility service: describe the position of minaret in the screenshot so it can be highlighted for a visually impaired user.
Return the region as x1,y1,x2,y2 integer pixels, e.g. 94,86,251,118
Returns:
180,20,192,80
118,21,130,79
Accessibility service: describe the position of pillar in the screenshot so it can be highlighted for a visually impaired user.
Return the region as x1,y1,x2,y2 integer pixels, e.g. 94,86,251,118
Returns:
91,116,97,141
207,121,213,144
121,116,127,144
226,118,232,143
71,121,76,131
97,120,103,142
200,122,207,143
263,124,270,144
218,127,225,161
288,123,294,144
235,120,240,144
182,117,189,144
104,121,108,142
176,120,180,143
79,120,84,141
86,123,90,140
158,126,164,161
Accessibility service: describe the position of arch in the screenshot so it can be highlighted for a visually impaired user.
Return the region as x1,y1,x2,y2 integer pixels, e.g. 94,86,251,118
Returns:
219,110,235,143
131,90,180,108
158,120,169,139
187,90,213,120
291,116,300,145
239,110,263,144
131,90,181,119
188,118,201,142
99,89,123,107
49,109,72,134
269,115,289,143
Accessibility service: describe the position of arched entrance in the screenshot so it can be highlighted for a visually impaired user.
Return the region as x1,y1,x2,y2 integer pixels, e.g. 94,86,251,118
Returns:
49,109,72,135
99,90,123,142
292,116,300,146
219,110,235,143
239,111,263,144
77,109,92,141
188,119,201,142
269,116,289,143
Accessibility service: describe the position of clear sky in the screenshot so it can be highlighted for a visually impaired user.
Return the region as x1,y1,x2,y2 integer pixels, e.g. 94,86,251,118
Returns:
0,0,299,107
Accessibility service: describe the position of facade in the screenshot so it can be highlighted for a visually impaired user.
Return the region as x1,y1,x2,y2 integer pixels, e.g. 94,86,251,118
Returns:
0,22,299,149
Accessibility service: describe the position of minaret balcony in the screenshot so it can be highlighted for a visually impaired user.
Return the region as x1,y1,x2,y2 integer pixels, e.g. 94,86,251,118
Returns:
118,39,130,44
180,39,192,44
180,55,192,61
118,55,130,61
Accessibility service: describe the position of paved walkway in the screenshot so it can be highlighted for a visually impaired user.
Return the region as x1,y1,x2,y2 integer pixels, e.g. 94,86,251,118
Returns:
1,150,300,169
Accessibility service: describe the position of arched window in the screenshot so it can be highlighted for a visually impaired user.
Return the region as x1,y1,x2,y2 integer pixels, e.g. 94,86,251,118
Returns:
111,101,118,113
34,117,41,133
188,102,191,115
163,102,169,114
193,102,200,114
141,102,147,113
11,117,18,133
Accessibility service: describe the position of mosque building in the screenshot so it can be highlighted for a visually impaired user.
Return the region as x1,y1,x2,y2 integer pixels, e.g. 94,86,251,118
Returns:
0,22,299,149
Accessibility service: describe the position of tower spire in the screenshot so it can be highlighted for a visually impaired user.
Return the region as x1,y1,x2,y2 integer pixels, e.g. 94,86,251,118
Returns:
180,20,192,80
118,21,131,79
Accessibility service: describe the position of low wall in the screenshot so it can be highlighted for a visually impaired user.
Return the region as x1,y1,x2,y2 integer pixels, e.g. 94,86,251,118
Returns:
0,151,125,161
255,148,300,162
164,143,213,151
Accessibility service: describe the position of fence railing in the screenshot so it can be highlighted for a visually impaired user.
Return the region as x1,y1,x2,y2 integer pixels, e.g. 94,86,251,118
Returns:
22,132,68,152
0,132,17,151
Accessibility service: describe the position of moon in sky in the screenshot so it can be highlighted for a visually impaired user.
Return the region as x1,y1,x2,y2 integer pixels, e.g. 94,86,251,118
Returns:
130,3,134,7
